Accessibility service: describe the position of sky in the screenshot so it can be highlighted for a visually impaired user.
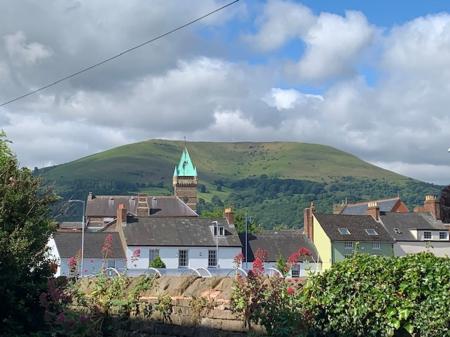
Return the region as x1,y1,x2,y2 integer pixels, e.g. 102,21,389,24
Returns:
1,0,450,184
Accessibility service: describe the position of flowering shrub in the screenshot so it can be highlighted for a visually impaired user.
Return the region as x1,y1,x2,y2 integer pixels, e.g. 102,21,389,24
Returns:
231,250,306,337
233,252,244,268
101,234,113,261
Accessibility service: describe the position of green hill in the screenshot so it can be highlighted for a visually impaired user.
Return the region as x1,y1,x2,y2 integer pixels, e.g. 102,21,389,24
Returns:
38,140,442,228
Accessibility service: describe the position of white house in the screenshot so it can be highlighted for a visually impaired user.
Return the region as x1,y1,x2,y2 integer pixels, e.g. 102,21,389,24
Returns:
48,231,127,277
380,212,450,257
116,204,243,273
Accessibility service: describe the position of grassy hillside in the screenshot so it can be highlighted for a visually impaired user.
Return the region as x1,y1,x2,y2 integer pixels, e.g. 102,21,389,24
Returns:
39,140,442,228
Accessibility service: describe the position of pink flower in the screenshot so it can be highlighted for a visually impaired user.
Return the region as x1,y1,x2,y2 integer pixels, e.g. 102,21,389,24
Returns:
56,312,65,324
102,234,113,259
252,257,264,275
132,249,141,257
233,252,244,266
287,287,295,295
254,248,268,262
298,247,311,256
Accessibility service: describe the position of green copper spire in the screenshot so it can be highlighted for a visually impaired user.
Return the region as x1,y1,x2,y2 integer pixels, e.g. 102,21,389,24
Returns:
174,147,197,177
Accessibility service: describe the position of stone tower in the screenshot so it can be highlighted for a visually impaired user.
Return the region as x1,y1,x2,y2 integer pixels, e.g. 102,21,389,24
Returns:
173,147,198,211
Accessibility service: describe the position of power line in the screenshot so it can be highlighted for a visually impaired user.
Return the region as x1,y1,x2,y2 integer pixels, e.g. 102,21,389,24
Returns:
0,0,240,108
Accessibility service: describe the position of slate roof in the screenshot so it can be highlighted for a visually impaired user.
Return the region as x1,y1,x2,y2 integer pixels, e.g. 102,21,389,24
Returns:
341,197,401,215
123,217,242,247
53,232,125,259
380,212,448,241
241,230,319,262
314,214,393,242
86,195,197,217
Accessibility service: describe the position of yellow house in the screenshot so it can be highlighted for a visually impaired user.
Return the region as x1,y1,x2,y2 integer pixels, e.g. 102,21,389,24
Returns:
304,203,394,270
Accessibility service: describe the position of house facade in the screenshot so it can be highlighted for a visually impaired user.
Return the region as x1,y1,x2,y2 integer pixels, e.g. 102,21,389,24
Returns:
305,203,394,270
116,204,242,272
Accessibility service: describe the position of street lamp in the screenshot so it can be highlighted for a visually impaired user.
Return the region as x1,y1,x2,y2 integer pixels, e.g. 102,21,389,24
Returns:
69,199,85,277
245,213,253,270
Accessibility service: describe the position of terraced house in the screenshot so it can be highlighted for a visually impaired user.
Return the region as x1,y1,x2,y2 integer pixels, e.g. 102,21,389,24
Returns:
304,202,395,270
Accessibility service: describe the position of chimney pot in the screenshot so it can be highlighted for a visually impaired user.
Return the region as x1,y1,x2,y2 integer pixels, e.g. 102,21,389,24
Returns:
367,202,380,221
224,207,235,225
117,204,127,227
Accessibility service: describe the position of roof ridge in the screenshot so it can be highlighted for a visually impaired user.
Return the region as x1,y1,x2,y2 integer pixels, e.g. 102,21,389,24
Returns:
346,197,400,207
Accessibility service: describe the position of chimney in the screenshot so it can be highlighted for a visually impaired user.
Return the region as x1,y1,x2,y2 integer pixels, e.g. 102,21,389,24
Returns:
88,192,93,200
367,201,380,221
303,202,315,241
424,195,441,220
224,207,235,225
117,203,127,227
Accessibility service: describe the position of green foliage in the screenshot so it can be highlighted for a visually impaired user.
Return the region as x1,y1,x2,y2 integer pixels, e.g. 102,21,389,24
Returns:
149,256,166,268
275,255,289,277
301,253,450,337
38,140,442,227
155,293,173,323
0,133,57,335
231,272,305,337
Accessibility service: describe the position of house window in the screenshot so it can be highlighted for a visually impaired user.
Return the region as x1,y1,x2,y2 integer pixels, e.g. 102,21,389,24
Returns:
149,249,159,264
107,259,116,268
372,242,381,250
423,231,432,240
365,229,379,236
208,250,217,268
344,253,353,259
344,241,354,250
338,228,351,235
213,224,224,236
291,264,300,278
439,232,448,240
178,249,188,267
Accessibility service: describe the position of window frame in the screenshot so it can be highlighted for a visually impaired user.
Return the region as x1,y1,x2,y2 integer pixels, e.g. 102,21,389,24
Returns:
439,231,448,240
178,249,189,268
208,249,217,268
365,229,379,236
338,227,351,235
372,242,381,250
344,241,354,250
291,263,300,278
423,231,432,240
149,248,160,264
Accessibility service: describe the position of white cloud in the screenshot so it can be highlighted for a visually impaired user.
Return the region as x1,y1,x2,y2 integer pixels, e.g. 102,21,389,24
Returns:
4,31,52,65
2,2,450,186
291,11,375,83
245,0,315,51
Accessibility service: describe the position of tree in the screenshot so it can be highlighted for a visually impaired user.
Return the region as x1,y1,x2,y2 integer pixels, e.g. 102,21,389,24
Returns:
0,133,57,334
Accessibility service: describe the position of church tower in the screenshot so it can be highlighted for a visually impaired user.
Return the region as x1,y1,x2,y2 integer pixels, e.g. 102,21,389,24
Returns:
173,147,198,211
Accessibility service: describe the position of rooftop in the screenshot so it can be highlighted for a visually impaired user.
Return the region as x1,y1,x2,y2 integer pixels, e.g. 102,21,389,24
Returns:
314,214,393,242
241,230,319,262
341,197,402,215
123,216,242,247
53,232,125,259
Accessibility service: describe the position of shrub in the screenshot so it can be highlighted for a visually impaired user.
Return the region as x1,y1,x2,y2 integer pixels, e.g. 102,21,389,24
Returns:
149,256,166,268
301,253,450,337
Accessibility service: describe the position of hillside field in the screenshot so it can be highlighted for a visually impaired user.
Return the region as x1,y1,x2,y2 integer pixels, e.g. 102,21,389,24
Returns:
38,140,443,228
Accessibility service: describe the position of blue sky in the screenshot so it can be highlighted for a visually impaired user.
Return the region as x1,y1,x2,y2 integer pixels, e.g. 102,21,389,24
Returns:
1,0,450,184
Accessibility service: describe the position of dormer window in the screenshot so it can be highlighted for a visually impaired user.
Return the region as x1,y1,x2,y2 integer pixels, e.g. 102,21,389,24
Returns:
338,228,351,235
365,229,379,236
212,221,224,236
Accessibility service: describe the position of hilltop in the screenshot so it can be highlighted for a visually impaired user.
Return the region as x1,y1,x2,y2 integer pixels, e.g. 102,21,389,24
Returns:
38,140,442,228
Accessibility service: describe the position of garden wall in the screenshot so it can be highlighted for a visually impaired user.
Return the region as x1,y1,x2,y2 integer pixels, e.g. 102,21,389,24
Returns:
79,275,263,337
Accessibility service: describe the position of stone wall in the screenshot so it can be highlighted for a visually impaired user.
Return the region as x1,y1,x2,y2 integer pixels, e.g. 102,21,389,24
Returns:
81,276,263,337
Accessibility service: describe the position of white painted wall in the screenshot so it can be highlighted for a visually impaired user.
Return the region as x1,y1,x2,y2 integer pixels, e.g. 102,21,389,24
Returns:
127,246,242,270
57,258,127,276
394,241,450,257
416,230,449,241
264,262,322,277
